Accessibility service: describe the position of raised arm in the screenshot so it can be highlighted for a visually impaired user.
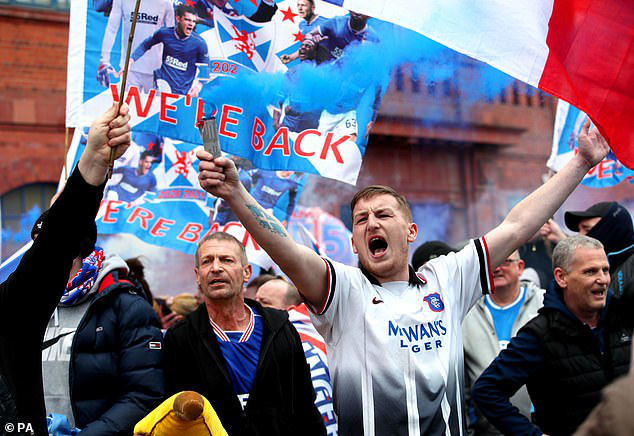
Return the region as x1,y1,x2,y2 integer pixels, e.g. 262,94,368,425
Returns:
197,153,328,311
485,119,609,268
472,329,545,436
130,32,161,64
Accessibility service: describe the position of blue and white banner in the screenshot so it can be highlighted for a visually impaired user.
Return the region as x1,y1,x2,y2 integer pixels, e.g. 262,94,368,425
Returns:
288,206,356,266
548,101,634,188
67,0,394,184
64,127,306,268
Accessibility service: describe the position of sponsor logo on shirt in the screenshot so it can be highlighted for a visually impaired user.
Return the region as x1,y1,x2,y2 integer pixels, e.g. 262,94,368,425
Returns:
423,292,444,312
388,320,447,353
371,296,383,304
165,55,188,71
120,182,139,193
130,12,160,25
262,186,282,196
149,341,162,350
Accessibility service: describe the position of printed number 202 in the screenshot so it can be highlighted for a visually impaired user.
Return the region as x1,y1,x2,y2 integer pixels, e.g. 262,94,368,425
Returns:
212,61,237,75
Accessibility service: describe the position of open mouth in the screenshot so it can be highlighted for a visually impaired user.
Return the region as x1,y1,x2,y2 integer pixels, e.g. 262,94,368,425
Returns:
591,289,606,297
368,237,388,256
209,278,226,286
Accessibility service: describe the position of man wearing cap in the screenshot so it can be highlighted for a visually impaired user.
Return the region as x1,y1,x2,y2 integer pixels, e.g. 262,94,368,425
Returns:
462,250,545,435
564,201,634,297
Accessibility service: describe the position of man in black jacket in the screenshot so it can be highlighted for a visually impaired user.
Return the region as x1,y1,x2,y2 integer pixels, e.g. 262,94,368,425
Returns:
0,104,131,435
163,232,325,436
473,235,634,436
564,201,634,297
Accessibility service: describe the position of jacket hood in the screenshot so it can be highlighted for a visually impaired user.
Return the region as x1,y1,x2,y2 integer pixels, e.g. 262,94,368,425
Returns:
586,203,634,262
90,254,129,295
541,280,611,324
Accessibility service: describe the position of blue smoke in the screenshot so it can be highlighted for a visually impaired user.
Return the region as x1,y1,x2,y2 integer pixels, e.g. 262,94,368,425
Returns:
199,16,517,122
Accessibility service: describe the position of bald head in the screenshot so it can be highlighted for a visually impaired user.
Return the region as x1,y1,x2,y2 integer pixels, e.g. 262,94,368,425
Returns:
256,279,302,310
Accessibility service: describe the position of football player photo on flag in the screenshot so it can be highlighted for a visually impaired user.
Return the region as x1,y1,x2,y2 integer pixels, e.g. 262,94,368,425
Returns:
66,0,398,184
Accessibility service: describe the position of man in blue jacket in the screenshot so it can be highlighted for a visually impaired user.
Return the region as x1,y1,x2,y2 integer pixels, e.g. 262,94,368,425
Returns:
41,224,164,435
473,235,634,436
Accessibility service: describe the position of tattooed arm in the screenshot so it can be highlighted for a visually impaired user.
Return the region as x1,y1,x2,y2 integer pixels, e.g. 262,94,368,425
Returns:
197,152,328,310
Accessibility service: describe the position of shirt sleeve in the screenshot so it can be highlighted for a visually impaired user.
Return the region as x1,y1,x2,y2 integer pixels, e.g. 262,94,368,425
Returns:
164,0,175,28
131,30,161,62
100,0,122,64
424,236,494,321
472,327,545,436
307,258,359,346
197,38,210,64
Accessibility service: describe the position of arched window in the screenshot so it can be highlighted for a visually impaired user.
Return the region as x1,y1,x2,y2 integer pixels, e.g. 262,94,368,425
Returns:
1,183,57,261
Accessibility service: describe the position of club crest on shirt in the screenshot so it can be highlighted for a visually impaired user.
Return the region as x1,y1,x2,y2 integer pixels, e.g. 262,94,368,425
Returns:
423,292,444,312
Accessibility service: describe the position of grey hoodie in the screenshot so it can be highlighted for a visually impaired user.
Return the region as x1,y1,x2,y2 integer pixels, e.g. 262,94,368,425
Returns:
462,280,545,435
41,254,128,426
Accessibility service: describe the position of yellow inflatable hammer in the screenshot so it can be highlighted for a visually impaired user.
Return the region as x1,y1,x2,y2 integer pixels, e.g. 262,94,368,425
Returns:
134,391,228,436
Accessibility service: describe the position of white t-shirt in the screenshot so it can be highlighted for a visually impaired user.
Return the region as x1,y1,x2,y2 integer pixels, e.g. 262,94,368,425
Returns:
309,237,494,436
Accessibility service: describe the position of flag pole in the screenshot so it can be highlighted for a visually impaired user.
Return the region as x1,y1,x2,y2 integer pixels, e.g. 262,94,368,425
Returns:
106,0,142,179
63,127,69,181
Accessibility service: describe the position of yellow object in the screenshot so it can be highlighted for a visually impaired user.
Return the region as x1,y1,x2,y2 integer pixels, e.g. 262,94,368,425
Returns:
134,391,228,436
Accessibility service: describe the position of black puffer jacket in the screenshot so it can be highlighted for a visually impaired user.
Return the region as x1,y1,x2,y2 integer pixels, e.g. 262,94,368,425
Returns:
473,284,634,436
163,300,326,436
68,268,164,435
522,289,632,435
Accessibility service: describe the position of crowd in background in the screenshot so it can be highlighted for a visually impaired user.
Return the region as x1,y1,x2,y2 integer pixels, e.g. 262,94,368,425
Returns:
1,105,633,436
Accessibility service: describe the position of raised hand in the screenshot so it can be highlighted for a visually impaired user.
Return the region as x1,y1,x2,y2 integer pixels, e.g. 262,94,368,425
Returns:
196,152,242,200
78,103,131,185
576,118,610,169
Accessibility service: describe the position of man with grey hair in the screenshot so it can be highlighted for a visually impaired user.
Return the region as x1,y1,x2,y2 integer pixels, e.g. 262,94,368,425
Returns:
162,232,325,436
473,235,634,436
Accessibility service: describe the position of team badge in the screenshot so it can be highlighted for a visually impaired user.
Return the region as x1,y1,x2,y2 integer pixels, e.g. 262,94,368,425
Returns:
423,292,444,312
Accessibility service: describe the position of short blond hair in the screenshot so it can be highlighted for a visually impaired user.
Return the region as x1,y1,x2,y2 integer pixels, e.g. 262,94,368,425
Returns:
351,185,412,222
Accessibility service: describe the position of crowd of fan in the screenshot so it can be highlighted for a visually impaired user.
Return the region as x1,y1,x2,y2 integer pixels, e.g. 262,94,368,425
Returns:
1,105,633,436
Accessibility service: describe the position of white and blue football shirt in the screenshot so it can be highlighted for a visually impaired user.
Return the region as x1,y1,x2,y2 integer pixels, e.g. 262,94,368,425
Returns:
309,237,494,435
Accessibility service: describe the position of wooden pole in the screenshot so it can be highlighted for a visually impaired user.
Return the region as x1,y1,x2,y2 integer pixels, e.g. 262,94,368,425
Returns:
106,0,142,179
63,127,69,180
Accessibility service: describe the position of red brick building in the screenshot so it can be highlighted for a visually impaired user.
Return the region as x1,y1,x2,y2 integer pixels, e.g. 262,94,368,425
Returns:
1,3,632,260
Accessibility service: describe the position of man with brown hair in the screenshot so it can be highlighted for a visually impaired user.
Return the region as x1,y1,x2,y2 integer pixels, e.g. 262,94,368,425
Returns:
162,232,324,436
196,120,610,435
